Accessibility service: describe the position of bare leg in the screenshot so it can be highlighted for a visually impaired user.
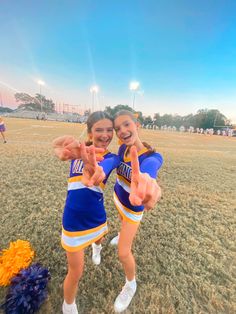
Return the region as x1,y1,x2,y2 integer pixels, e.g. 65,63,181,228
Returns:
0,131,6,142
118,220,139,281
63,250,84,304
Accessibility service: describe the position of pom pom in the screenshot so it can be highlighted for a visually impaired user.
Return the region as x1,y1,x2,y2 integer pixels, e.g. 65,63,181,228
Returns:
1,263,51,314
0,240,34,286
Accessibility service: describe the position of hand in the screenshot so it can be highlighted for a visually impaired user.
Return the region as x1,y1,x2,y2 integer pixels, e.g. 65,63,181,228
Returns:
53,136,77,160
52,136,105,161
80,143,105,187
129,146,162,210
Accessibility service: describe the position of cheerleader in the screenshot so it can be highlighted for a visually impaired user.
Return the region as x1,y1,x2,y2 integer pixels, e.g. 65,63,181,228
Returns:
111,110,163,313
53,111,120,314
0,116,7,143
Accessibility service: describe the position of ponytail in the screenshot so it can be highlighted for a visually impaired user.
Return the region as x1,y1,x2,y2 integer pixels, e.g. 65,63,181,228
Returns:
142,142,155,155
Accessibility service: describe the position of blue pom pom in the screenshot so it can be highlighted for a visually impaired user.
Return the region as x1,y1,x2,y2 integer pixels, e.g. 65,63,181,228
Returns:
0,263,51,314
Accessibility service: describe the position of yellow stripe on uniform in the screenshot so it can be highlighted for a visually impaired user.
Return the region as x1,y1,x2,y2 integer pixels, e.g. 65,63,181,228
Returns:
68,179,105,193
61,223,108,252
68,176,83,183
62,222,107,237
113,193,143,224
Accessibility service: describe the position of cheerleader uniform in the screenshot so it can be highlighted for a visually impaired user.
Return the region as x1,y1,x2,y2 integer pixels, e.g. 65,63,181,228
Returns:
61,150,120,252
0,121,6,132
114,144,163,224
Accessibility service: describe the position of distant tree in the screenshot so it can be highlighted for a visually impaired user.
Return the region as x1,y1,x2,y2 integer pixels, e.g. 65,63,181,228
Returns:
153,113,161,127
182,114,194,128
104,104,134,117
161,114,173,126
0,106,14,113
194,109,227,129
78,104,231,130
15,93,55,113
143,115,153,126
172,114,184,128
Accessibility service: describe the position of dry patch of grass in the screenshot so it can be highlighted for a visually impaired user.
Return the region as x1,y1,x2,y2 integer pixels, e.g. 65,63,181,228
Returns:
0,118,236,313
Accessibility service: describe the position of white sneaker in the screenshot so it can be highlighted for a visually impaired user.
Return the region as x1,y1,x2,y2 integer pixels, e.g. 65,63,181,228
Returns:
92,243,102,265
62,301,78,314
114,280,137,313
110,233,120,246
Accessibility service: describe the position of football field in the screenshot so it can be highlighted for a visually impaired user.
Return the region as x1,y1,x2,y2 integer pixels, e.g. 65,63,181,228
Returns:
0,117,235,313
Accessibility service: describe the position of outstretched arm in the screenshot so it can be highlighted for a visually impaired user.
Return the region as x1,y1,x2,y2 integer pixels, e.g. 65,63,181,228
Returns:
129,146,162,211
52,136,104,161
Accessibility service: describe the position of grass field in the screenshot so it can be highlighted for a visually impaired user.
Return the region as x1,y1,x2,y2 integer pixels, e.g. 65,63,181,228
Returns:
0,117,236,314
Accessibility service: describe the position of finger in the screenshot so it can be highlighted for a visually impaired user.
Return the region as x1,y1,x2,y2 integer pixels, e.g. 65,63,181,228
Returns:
130,146,140,184
63,136,77,147
129,177,140,206
81,175,90,187
129,193,142,206
94,147,105,154
54,148,72,161
143,179,160,209
96,155,104,162
90,171,105,186
129,179,142,206
156,184,162,202
90,166,104,183
64,140,82,159
82,166,94,186
52,135,75,148
65,139,80,150
80,142,89,164
88,145,97,168
135,173,148,201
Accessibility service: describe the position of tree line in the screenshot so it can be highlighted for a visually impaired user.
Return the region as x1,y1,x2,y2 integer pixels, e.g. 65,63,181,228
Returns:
104,105,230,129
0,93,232,130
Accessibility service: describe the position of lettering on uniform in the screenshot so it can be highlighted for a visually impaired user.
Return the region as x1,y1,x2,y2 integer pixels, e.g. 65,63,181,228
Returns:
72,160,84,174
117,162,132,181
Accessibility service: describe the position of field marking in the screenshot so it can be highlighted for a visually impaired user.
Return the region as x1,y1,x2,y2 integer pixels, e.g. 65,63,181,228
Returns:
6,127,34,133
6,139,52,145
32,125,55,128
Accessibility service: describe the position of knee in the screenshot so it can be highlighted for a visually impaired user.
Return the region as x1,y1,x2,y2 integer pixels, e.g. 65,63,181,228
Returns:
67,267,83,284
118,249,131,263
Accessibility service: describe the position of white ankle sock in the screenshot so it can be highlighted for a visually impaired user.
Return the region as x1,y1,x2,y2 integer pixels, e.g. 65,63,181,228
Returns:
63,300,76,308
126,277,137,290
94,243,102,248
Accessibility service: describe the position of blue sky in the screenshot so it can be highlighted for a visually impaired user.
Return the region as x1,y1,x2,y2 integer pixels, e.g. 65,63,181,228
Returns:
0,0,236,122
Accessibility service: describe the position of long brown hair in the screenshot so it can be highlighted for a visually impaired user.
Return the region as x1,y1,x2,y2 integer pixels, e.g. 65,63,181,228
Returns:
85,111,113,146
114,110,155,154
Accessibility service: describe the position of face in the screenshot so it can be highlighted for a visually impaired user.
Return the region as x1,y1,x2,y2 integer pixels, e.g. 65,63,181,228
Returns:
89,119,113,148
114,115,139,146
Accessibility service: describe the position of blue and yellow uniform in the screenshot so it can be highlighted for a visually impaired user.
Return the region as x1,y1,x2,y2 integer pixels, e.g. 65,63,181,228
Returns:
114,144,163,224
61,150,120,252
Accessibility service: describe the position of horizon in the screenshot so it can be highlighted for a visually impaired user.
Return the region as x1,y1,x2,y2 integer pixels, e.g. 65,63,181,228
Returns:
1,1,236,123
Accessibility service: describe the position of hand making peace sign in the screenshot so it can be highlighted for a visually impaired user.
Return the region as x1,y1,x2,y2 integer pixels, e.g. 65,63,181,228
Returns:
129,146,162,211
80,142,106,187
52,136,105,161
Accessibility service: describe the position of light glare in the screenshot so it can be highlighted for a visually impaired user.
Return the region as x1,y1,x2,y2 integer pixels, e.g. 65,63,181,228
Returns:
90,85,99,93
129,81,140,91
38,80,45,86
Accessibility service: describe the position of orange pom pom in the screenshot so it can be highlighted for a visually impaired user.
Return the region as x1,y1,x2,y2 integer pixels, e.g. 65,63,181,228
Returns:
0,240,34,286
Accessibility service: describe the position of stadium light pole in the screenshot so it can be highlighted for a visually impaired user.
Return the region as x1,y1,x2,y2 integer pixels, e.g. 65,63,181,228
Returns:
129,81,140,110
37,80,45,112
90,85,99,112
